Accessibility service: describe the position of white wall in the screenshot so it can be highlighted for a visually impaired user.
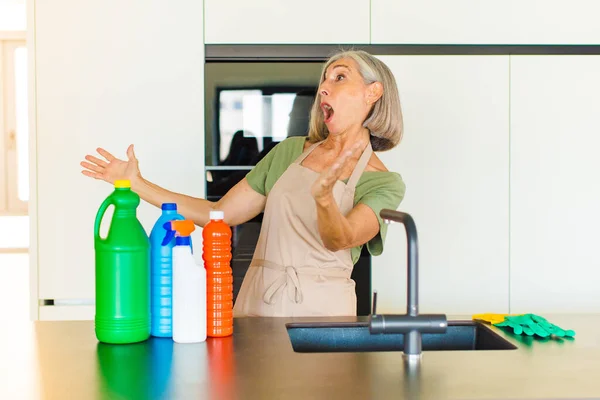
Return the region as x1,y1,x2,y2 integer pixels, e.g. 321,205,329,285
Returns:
510,56,600,313
372,54,600,315
373,55,510,315
30,0,205,320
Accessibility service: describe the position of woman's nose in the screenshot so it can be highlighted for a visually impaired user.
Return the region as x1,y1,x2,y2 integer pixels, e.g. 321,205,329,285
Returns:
319,82,330,97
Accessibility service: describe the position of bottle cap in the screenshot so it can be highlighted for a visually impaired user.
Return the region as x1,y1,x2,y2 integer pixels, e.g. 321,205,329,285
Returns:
114,180,130,188
210,210,224,220
162,203,177,211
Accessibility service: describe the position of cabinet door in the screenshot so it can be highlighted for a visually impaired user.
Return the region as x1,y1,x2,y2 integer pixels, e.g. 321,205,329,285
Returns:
371,0,600,45
510,56,600,313
372,56,509,314
204,0,369,44
33,0,205,318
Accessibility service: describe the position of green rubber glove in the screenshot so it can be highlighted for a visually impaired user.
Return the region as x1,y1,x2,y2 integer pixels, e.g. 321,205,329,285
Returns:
494,314,575,338
529,314,576,338
493,315,530,335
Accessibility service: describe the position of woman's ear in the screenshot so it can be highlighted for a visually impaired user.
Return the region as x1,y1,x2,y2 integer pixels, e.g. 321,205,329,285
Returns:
367,81,384,104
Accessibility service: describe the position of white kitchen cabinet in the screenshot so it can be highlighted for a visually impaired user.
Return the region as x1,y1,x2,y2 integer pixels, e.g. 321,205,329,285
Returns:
31,0,205,320
372,55,510,315
371,0,600,45
204,0,369,44
510,56,600,313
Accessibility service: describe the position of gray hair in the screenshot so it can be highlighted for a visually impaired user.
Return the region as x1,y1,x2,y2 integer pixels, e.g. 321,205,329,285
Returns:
307,50,404,152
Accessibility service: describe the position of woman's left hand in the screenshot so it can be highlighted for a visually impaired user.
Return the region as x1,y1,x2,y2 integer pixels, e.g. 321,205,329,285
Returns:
311,142,365,205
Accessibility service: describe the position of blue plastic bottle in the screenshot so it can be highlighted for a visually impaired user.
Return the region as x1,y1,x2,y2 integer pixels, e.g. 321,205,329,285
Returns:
149,203,184,337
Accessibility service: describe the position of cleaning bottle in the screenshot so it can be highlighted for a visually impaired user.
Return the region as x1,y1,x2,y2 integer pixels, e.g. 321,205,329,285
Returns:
94,179,150,344
167,220,207,343
203,211,233,337
149,203,184,337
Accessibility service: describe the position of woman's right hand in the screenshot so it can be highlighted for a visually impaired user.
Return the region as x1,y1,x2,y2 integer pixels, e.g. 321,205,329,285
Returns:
80,144,142,185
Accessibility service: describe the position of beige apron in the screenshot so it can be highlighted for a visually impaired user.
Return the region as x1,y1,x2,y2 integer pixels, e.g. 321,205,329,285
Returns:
233,140,373,317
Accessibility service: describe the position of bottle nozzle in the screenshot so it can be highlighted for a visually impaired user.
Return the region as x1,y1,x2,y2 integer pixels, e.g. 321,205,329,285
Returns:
161,219,196,246
171,220,196,237
170,220,195,252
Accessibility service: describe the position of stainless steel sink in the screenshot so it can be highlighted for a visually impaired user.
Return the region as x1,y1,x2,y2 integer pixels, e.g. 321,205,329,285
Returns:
286,320,517,353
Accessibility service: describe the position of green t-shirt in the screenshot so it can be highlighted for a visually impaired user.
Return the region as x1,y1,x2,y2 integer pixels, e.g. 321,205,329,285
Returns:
245,136,406,264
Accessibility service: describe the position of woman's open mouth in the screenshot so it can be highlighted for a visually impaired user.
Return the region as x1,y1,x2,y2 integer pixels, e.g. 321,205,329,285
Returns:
321,102,334,123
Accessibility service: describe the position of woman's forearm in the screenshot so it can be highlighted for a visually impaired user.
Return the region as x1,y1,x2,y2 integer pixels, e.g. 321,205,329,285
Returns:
315,194,356,252
132,177,215,227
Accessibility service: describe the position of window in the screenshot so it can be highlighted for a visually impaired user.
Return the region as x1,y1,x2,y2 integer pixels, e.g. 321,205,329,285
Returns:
1,40,28,215
0,32,28,251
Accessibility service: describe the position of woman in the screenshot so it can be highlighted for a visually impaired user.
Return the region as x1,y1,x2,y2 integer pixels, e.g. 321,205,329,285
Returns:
81,50,406,317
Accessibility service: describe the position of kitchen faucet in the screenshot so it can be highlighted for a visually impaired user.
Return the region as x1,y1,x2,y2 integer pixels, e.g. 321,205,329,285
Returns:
369,209,448,361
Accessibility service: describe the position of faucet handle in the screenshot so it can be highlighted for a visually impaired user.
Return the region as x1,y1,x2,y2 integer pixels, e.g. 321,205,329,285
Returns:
369,314,448,335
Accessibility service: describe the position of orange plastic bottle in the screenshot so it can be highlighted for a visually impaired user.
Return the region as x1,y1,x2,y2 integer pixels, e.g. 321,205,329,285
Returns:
203,210,233,337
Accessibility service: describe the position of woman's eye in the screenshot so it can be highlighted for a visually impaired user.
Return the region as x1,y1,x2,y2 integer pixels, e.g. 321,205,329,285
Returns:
335,74,345,81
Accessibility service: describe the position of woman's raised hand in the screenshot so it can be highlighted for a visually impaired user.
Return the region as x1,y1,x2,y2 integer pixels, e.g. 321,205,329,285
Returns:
311,141,365,205
80,144,141,185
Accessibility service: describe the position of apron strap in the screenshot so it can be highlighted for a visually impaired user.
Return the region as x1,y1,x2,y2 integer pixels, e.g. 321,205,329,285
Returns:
251,259,350,305
293,139,322,164
346,140,373,189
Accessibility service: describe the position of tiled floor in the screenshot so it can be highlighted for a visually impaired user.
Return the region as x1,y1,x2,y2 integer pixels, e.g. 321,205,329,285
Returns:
0,254,30,322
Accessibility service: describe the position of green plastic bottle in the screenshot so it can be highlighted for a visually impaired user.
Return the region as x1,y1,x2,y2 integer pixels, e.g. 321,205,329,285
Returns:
94,179,150,344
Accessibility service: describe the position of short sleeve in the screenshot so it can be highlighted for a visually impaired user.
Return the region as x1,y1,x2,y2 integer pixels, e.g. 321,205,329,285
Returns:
244,144,279,196
245,137,307,196
355,172,406,257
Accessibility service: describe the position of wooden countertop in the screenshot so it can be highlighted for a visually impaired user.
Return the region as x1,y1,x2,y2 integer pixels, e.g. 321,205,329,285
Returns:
1,314,599,399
